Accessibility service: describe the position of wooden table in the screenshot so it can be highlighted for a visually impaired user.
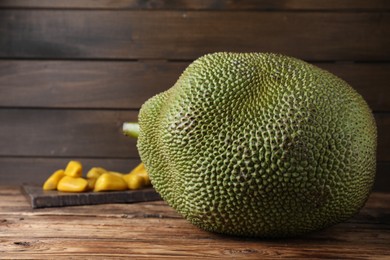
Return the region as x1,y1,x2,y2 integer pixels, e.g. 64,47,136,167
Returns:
1,186,389,259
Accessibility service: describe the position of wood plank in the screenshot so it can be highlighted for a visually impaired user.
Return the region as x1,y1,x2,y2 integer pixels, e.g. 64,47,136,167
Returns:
0,109,138,158
0,109,388,160
21,184,161,209
0,186,389,259
0,0,389,11
2,235,389,259
0,10,388,60
0,60,389,112
375,113,390,162
0,60,187,110
375,162,390,192
1,158,389,192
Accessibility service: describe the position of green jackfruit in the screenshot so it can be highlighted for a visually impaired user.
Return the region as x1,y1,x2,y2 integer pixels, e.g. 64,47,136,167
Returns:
126,52,377,237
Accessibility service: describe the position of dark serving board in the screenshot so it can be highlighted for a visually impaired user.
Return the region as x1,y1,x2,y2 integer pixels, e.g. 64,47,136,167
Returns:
21,184,162,209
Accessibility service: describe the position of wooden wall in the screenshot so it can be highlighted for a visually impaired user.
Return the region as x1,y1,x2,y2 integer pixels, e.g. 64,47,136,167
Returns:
0,1,389,191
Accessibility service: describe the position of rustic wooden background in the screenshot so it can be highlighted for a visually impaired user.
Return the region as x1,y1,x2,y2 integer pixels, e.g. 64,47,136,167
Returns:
0,0,389,191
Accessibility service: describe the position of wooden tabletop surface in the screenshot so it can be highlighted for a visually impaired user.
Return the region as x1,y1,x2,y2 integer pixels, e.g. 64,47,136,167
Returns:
0,186,389,259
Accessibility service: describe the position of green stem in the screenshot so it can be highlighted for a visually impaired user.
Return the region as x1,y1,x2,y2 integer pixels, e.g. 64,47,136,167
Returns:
122,122,140,138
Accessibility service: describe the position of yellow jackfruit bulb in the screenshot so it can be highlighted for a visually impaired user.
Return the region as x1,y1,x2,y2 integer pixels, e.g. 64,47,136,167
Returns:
43,169,65,190
57,176,88,192
127,163,151,186
138,173,151,186
94,173,128,192
107,171,125,177
86,167,107,179
124,174,146,190
86,178,97,191
64,160,83,178
129,163,145,175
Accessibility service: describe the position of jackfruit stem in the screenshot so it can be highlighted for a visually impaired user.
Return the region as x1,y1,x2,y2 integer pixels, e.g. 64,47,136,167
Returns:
122,122,140,138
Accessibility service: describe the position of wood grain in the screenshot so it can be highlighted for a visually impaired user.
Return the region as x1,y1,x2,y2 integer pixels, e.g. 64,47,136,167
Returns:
0,60,187,109
1,60,389,111
0,0,389,11
0,109,138,158
0,10,388,60
0,186,389,259
375,162,390,192
375,113,390,162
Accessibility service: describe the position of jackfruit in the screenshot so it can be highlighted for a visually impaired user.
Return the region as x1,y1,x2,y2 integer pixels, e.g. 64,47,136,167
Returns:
125,52,377,237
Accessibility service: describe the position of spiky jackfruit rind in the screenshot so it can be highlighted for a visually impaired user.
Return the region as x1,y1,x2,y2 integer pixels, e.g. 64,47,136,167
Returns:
137,52,377,237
